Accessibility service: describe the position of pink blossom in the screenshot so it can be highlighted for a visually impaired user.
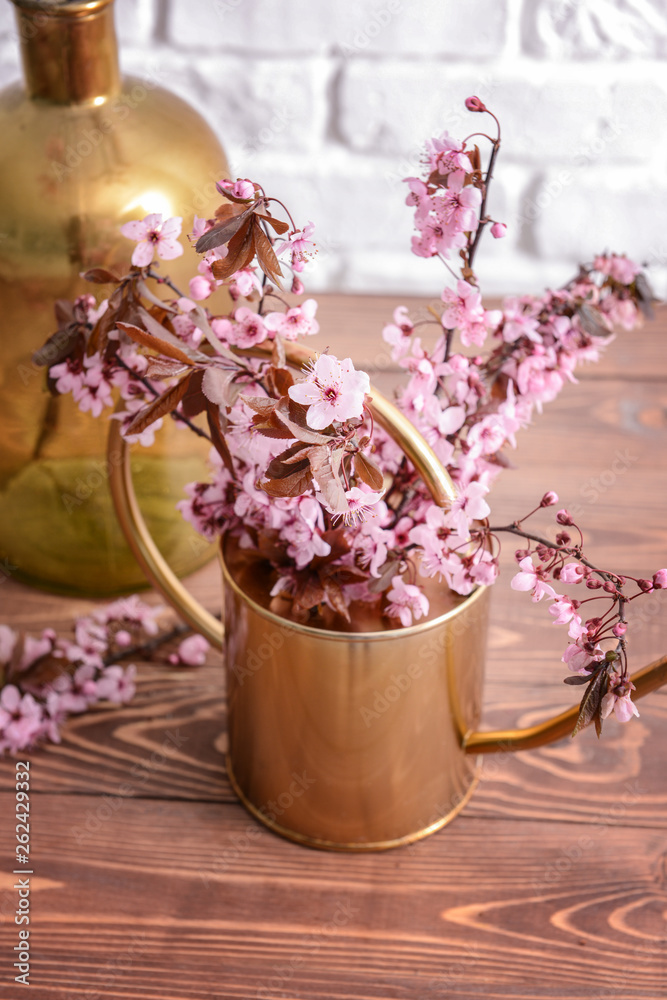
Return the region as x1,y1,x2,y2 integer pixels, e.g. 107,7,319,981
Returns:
230,308,269,348
188,274,214,301
288,355,370,429
333,486,385,526
423,132,472,175
0,685,44,752
593,253,640,285
385,576,430,627
275,222,316,272
562,639,603,674
652,569,667,589
168,634,210,667
96,664,137,704
511,556,559,602
548,596,579,625
465,95,487,113
469,549,499,586
441,280,487,347
120,213,184,268
559,562,586,585
490,222,507,238
0,625,17,664
279,496,332,565
263,299,320,340
217,178,255,200
600,674,639,723
500,297,541,345
447,481,491,538
229,268,262,300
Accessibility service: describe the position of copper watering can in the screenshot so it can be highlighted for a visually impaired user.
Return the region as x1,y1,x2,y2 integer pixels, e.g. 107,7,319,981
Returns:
107,342,667,852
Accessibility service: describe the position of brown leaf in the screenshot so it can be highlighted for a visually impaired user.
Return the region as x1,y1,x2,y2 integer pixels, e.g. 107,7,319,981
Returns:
309,446,348,514
116,321,194,366
272,334,286,370
202,367,234,406
293,573,326,612
253,223,283,285
12,653,69,688
257,212,290,235
321,576,351,622
571,667,607,738
145,357,189,379
265,442,311,479
124,374,193,437
260,464,313,498
635,272,655,320
210,220,256,281
205,399,234,475
367,557,402,594
81,266,122,285
194,201,259,254
577,304,612,338
266,366,294,397
180,369,206,418
54,299,74,325
354,452,384,491
251,410,296,439
33,325,83,367
241,394,277,418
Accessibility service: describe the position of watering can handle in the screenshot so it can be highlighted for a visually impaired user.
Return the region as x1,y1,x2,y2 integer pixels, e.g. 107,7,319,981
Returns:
107,342,667,753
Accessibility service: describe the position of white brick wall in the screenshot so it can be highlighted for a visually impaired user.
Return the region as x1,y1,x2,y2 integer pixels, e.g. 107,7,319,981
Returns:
1,0,666,298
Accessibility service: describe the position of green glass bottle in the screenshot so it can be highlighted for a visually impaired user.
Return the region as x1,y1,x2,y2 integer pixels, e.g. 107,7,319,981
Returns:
0,0,229,595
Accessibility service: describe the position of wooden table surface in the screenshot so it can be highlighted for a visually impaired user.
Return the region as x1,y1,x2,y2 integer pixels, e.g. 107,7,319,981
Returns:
1,294,667,999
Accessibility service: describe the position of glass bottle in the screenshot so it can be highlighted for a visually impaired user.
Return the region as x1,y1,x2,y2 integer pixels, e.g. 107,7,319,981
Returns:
0,0,229,595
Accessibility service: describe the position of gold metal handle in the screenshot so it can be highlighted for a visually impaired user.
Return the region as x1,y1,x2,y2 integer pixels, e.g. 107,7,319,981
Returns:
462,651,667,753
107,340,667,750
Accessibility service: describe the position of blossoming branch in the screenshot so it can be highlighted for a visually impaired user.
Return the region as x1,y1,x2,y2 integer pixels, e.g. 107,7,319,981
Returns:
34,99,663,737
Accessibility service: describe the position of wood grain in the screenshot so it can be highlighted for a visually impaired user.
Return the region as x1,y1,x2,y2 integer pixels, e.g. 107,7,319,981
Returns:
0,294,666,999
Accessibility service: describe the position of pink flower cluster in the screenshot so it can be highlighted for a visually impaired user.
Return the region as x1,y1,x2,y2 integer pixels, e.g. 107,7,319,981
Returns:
0,596,164,755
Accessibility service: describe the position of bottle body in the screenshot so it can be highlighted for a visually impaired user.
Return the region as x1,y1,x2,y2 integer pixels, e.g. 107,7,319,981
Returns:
0,10,229,594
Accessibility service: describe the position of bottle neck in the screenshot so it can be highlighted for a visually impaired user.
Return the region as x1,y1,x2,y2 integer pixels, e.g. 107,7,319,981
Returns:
12,0,120,105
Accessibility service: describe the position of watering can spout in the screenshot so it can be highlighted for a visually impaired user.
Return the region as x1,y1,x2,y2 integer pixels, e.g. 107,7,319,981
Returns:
461,653,667,754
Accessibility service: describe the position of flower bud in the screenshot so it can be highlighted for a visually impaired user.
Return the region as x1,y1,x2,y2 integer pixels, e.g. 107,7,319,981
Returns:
556,531,571,545
540,491,559,507
556,509,574,526
612,622,627,637
490,222,507,239
605,649,619,662
652,568,667,589
291,276,304,295
637,578,653,592
586,578,602,589
602,581,618,594
514,548,530,562
465,95,487,113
